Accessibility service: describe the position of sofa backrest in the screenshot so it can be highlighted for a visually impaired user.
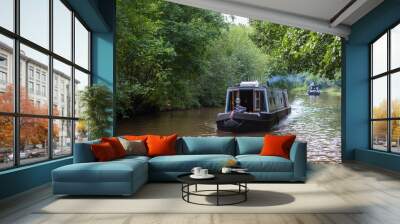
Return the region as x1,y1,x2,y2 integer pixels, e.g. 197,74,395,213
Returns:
179,137,235,155
235,137,264,155
73,136,300,161
73,139,100,163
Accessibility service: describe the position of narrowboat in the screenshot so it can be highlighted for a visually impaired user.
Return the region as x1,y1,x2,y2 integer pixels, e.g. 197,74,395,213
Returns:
307,83,320,96
216,81,291,132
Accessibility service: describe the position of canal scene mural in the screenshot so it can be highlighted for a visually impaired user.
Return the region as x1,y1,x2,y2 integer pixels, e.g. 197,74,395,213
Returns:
118,89,341,163
113,0,343,163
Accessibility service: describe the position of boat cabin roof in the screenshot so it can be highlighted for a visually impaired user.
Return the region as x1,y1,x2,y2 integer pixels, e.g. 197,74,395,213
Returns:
227,86,267,91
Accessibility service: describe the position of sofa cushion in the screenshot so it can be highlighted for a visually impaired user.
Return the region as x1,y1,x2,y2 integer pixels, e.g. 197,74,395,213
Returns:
123,135,148,141
181,137,235,155
53,159,147,183
116,155,150,163
260,134,296,159
147,134,178,157
236,155,293,172
149,154,235,172
236,137,263,155
101,137,127,158
91,142,118,161
118,138,147,156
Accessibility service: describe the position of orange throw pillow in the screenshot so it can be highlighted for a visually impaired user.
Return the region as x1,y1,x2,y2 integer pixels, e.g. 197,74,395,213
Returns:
101,137,126,158
146,134,177,157
91,142,117,162
124,135,148,141
260,134,296,159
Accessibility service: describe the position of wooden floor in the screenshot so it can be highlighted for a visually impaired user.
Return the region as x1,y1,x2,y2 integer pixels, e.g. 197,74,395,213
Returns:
1,162,400,224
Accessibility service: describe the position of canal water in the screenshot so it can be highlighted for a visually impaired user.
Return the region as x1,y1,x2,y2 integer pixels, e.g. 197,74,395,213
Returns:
117,93,341,163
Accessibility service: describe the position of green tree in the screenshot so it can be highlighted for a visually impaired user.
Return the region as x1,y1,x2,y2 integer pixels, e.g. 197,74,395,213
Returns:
199,26,268,106
116,0,226,117
250,21,341,80
80,85,113,139
116,0,174,117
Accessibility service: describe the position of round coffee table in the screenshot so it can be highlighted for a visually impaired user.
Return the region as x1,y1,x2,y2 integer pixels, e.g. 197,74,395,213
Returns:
177,173,255,206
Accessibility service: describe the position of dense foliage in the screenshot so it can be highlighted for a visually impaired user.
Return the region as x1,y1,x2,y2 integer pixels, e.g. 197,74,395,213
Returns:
250,21,341,80
117,0,225,117
116,0,341,118
199,26,268,106
80,85,113,139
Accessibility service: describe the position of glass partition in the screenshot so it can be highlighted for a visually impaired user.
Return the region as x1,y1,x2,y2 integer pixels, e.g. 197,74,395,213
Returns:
0,0,91,170
370,25,400,154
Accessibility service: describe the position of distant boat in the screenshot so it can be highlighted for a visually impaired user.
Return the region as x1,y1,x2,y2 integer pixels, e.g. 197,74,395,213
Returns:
216,81,291,132
307,83,320,96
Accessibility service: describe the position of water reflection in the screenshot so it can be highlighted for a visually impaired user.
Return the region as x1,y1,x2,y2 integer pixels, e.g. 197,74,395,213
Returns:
117,93,341,163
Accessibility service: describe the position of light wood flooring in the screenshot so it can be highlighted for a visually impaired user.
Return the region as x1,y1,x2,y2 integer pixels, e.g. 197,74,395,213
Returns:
1,162,400,224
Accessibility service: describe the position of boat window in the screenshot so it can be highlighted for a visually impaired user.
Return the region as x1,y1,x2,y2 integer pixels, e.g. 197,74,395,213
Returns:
229,91,234,111
229,90,239,111
254,91,261,112
239,90,253,112
261,92,266,111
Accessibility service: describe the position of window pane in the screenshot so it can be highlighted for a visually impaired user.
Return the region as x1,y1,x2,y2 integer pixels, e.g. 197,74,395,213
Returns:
20,44,49,115
372,76,387,119
53,119,72,157
391,120,400,153
372,121,388,151
372,33,387,76
53,0,72,60
391,72,400,118
0,0,14,31
0,35,14,112
20,117,49,165
75,18,89,70
53,59,72,117
0,116,14,170
20,0,49,48
75,120,88,143
74,69,89,118
391,24,400,70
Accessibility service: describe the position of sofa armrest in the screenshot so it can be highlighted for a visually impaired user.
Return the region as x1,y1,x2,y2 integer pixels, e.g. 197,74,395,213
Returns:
73,140,100,163
289,141,307,181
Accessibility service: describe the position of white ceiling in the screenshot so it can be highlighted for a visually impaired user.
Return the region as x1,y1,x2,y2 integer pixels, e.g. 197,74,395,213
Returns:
166,0,384,37
227,0,352,22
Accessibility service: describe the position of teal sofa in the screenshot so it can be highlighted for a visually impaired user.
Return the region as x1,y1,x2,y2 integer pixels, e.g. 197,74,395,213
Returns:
52,136,307,196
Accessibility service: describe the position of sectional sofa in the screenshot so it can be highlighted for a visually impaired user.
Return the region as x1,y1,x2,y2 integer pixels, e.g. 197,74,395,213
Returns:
52,136,307,196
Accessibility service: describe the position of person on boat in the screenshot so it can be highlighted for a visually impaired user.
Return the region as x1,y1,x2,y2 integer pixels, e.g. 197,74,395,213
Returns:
233,97,247,113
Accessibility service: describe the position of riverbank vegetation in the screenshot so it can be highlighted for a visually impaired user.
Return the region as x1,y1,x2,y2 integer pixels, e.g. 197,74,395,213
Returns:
267,74,341,96
116,0,341,118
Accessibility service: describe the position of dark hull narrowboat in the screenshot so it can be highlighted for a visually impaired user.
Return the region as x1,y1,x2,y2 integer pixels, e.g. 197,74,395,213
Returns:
307,84,320,96
216,81,291,133
307,91,320,96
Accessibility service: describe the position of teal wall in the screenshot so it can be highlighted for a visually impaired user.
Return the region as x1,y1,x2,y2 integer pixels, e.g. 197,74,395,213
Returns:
0,0,116,200
92,32,115,135
69,0,116,135
343,0,400,170
91,0,116,135
0,158,72,199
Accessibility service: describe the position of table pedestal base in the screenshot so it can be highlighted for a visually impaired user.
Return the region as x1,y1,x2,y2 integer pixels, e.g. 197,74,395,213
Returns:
181,183,248,206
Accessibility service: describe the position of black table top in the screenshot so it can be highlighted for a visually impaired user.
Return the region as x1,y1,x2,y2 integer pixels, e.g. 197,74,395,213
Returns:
177,172,255,185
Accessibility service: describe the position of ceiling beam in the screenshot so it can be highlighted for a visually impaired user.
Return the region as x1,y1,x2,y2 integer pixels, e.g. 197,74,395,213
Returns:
330,0,368,27
166,0,351,37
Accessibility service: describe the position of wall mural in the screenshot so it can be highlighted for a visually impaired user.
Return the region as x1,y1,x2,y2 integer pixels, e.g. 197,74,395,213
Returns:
115,0,342,163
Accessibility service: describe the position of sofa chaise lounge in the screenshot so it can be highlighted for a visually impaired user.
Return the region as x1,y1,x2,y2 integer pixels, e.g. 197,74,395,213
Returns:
52,136,307,196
